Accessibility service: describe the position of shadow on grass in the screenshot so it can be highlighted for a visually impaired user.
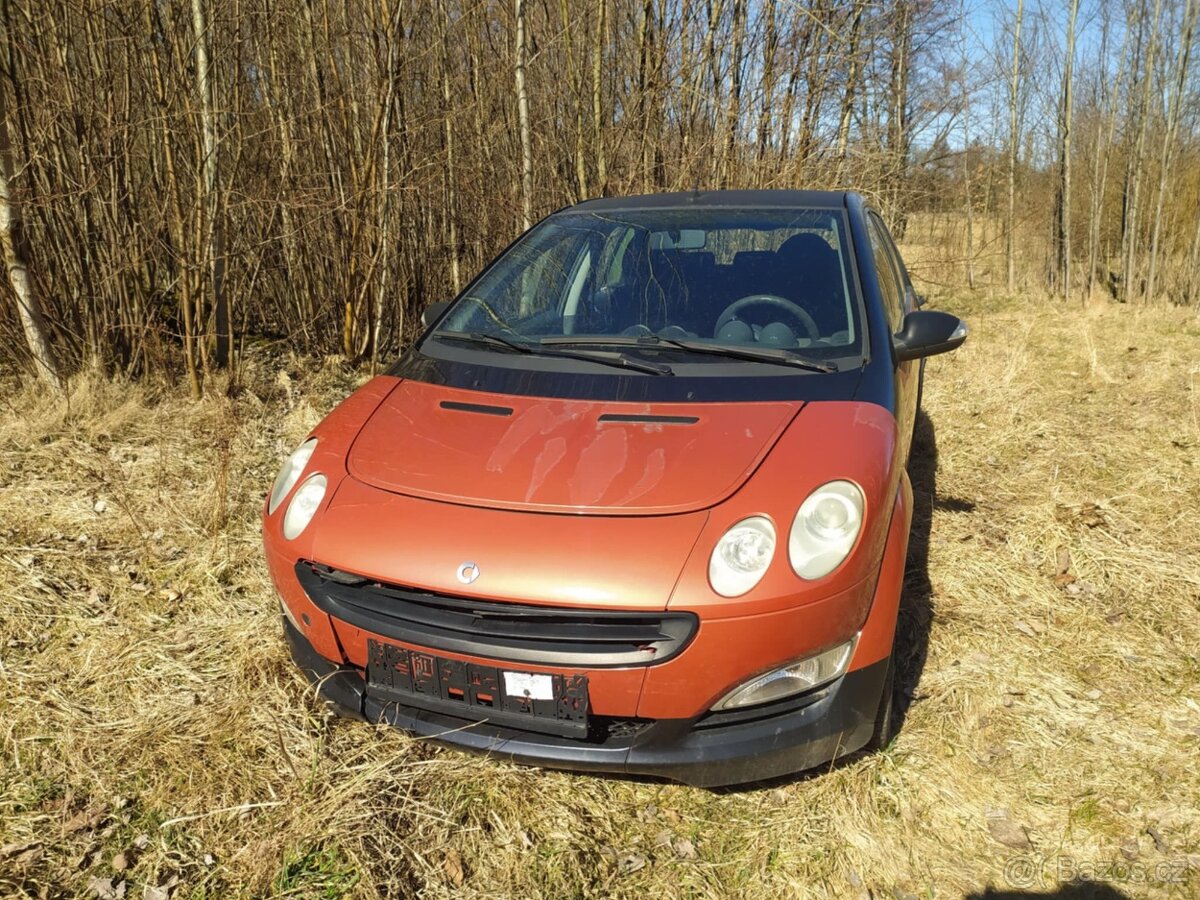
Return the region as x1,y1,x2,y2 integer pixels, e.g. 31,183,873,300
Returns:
893,407,941,732
966,885,1131,899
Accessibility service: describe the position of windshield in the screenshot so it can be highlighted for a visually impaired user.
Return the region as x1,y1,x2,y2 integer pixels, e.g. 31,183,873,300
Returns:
434,207,863,366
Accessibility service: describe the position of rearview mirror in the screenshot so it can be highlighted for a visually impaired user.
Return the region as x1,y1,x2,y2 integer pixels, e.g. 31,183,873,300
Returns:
892,310,968,362
421,301,451,329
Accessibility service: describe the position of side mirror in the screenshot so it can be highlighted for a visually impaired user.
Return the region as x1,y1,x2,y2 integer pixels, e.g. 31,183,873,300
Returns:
892,310,968,362
421,301,451,330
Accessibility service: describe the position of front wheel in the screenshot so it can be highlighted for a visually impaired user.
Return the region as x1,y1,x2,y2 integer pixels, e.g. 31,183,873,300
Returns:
865,654,896,751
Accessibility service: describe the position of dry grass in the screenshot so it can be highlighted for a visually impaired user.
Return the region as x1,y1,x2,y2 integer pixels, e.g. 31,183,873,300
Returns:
2,293,1199,899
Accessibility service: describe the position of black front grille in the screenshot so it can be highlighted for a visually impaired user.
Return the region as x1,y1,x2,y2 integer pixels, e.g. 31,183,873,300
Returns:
295,561,698,668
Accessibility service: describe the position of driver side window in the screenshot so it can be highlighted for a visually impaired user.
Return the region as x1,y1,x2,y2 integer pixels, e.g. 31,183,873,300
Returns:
867,214,905,334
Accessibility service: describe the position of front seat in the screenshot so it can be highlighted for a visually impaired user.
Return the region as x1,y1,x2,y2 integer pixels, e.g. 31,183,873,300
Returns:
771,234,847,337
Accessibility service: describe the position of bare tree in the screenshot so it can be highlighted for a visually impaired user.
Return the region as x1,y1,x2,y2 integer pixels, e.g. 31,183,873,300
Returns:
514,0,533,230
1145,0,1197,303
191,0,229,370
1054,0,1080,300
1006,0,1024,294
0,105,59,390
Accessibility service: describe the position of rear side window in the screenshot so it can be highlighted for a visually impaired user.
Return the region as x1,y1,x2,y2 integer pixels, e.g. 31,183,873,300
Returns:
867,214,904,333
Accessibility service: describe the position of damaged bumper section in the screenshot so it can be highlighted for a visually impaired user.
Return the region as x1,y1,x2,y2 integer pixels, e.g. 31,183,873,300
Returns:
282,616,888,788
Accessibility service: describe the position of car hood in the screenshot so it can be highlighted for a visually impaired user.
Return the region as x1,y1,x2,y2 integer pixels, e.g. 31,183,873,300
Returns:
346,380,802,515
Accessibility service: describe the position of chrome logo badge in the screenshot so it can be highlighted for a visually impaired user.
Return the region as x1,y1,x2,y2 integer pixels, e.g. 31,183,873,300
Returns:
456,561,480,584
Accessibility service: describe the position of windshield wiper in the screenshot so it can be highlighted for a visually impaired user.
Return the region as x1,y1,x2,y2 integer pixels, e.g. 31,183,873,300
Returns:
435,331,534,354
541,335,837,373
432,331,673,376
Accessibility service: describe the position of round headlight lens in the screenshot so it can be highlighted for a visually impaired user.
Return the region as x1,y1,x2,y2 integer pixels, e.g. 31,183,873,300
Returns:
268,438,317,514
789,480,864,580
282,474,327,540
709,516,775,597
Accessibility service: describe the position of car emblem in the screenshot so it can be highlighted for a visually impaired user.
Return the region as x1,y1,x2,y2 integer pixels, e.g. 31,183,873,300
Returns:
456,561,480,585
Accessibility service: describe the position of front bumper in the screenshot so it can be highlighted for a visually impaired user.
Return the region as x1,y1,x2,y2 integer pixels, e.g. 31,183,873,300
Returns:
282,616,888,788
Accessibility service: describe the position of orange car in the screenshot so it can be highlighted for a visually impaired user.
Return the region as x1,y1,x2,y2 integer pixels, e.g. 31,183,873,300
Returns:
262,191,966,786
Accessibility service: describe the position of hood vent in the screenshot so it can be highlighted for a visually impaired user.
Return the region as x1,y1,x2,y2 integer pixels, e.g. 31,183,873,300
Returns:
597,413,699,425
439,400,513,417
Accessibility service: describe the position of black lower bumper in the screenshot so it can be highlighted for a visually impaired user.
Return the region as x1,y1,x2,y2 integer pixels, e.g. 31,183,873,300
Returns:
282,618,888,788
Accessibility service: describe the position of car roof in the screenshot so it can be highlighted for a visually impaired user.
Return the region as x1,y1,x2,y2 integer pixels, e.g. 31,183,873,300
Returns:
566,189,852,213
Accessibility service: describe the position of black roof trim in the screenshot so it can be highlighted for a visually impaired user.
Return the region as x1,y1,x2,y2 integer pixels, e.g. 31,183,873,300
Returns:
568,189,852,212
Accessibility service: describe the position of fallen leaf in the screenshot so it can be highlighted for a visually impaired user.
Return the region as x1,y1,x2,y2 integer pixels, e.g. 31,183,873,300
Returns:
93,499,108,514
1014,620,1037,639
987,812,1033,851
1120,838,1140,860
1146,825,1168,853
617,853,647,875
131,834,150,852
1084,688,1102,701
87,876,126,900
65,806,107,835
0,841,40,859
143,874,179,900
673,838,697,859
442,849,465,887
653,829,673,849
1055,547,1071,575
112,852,129,873
1053,573,1077,588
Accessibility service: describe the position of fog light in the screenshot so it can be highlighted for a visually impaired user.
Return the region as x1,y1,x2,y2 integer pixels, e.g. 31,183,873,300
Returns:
711,638,856,711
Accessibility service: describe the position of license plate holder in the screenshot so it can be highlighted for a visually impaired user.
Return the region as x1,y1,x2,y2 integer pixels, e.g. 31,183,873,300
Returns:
365,639,589,738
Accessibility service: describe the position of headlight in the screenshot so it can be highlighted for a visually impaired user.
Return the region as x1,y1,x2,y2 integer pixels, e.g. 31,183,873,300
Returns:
789,480,864,580
711,638,856,710
708,516,775,597
282,474,327,540
268,438,317,514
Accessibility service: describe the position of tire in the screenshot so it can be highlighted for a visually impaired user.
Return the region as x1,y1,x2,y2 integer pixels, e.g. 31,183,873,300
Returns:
866,653,897,751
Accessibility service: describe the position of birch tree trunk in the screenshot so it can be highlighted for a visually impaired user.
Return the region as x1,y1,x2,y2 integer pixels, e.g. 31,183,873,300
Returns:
1145,0,1196,304
1121,0,1163,302
514,0,533,231
835,0,866,183
438,0,461,292
1086,13,1123,301
1055,0,1079,301
591,0,607,194
0,109,60,390
191,0,229,370
1006,0,1023,294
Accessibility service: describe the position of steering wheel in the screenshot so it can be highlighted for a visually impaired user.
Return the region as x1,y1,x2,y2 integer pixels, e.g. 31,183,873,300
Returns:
714,294,820,342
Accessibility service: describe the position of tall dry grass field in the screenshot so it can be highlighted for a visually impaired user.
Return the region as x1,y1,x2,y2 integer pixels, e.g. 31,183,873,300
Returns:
1,292,1198,898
